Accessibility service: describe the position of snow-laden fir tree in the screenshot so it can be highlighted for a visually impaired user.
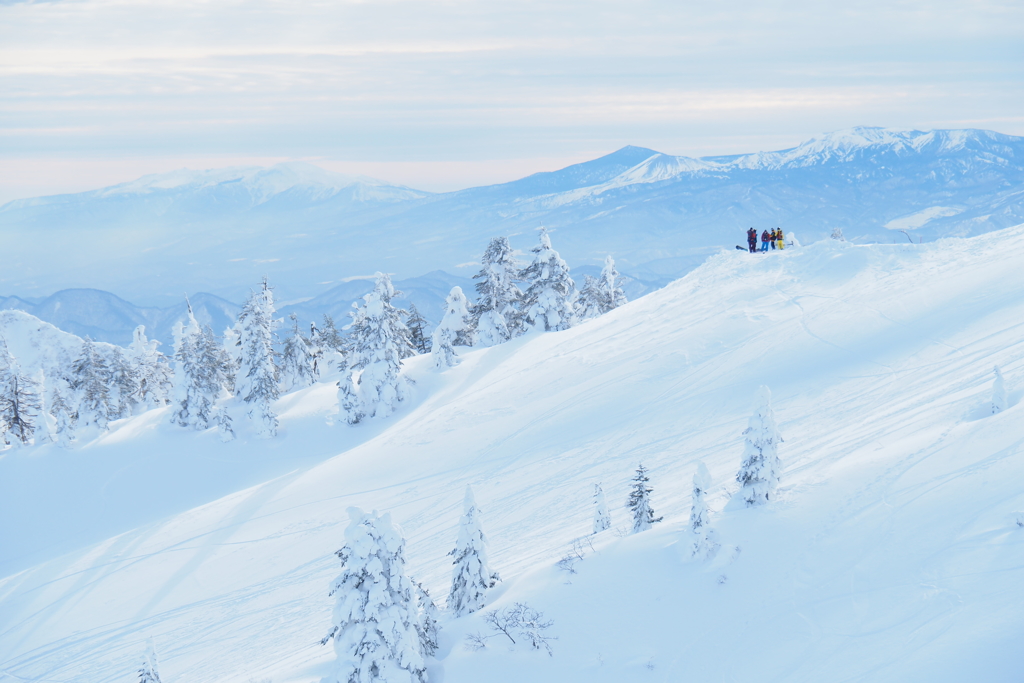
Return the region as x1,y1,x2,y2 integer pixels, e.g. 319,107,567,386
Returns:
338,272,413,424
214,405,235,442
519,228,577,332
316,314,347,375
107,348,140,420
321,507,426,683
576,275,603,321
689,461,719,559
736,385,783,506
577,255,627,321
48,377,76,448
431,286,471,369
448,485,500,616
413,580,441,658
830,226,845,241
471,236,523,346
992,365,1008,414
235,278,280,437
597,255,627,313
627,463,662,533
137,639,163,683
405,304,432,355
279,314,319,393
70,337,113,431
170,303,231,431
128,325,172,410
592,483,611,534
0,340,40,447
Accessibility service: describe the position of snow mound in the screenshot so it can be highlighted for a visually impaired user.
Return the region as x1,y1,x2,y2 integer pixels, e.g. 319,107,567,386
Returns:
3,227,1024,682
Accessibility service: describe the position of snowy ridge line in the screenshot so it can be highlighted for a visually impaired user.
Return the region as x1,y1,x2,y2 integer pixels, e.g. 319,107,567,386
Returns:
2,225,1024,681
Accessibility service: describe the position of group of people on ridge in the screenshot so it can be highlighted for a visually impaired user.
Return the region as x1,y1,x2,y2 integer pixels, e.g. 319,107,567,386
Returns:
746,227,785,253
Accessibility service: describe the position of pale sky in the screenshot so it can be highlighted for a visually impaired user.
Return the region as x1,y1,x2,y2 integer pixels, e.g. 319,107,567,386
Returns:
2,0,1022,202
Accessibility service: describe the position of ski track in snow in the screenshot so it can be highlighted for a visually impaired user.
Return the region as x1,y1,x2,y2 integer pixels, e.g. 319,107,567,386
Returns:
3,228,1024,682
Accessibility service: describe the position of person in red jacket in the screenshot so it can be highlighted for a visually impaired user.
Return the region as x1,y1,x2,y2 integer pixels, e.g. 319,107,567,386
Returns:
747,227,757,253
760,229,770,252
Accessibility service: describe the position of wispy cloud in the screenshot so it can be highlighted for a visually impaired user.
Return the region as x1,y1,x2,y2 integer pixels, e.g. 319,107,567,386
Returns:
1,0,1022,200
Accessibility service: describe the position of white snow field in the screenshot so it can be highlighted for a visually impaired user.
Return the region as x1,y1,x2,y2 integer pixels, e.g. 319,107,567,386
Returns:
3,227,1024,682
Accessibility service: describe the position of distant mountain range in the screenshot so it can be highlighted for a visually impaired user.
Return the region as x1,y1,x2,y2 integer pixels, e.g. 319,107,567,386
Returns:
3,127,1022,311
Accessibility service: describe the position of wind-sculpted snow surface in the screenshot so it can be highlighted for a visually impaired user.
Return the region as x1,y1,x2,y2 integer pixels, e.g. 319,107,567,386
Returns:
3,228,1024,681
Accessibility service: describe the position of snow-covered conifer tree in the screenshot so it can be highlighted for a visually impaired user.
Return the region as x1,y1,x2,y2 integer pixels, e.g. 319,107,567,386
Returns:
279,314,318,393
992,365,1008,414
405,304,432,355
70,338,112,430
169,303,232,431
576,275,602,321
322,507,426,683
736,385,782,506
137,639,163,683
214,405,235,442
431,286,470,369
627,463,662,533
413,581,440,658
48,378,76,448
338,272,412,424
448,485,499,616
471,236,523,346
0,341,40,447
519,228,577,331
598,255,627,312
235,278,280,437
108,348,140,420
578,256,628,320
830,227,845,241
690,461,718,559
128,325,172,410
592,483,611,534
317,314,347,374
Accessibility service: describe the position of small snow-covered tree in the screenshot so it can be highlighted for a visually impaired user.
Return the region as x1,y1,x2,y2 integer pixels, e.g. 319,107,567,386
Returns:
431,286,471,369
830,226,845,241
279,314,318,393
170,304,229,431
405,304,432,355
48,378,76,448
519,228,577,332
576,275,602,321
138,639,163,683
322,507,426,683
598,255,627,313
214,405,235,442
70,338,113,430
992,365,1009,414
592,483,611,534
413,581,441,658
338,272,413,424
448,485,500,616
736,385,782,506
107,348,140,420
235,278,280,437
317,314,347,375
128,326,172,410
471,237,523,346
690,461,718,559
579,256,628,320
627,464,662,533
0,341,41,447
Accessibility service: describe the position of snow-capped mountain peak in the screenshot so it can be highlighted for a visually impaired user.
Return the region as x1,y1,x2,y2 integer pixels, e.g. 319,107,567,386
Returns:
99,161,426,204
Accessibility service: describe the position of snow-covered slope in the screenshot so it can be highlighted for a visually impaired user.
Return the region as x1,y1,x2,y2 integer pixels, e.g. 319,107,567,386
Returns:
2,227,1023,682
3,128,1022,307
